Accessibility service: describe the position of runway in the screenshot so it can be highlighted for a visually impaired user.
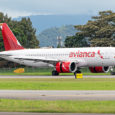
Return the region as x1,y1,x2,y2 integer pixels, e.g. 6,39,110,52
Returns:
0,113,114,115
0,75,115,100
0,76,114,115
0,90,115,100
0,75,115,78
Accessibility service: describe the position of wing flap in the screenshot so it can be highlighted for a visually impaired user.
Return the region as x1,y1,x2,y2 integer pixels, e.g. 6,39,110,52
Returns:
12,56,79,64
12,56,62,64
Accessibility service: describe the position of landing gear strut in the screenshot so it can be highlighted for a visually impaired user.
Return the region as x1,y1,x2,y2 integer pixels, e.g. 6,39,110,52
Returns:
74,70,81,79
52,70,59,76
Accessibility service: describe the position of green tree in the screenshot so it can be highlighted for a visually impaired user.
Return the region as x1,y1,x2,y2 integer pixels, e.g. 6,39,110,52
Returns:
0,12,39,68
75,10,115,47
19,18,39,48
0,12,12,51
0,12,39,50
65,34,89,47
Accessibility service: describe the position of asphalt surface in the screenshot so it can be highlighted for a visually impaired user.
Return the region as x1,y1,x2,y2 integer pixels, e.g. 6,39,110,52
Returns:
0,75,115,100
0,75,115,78
0,113,114,115
0,112,115,115
0,76,114,115
0,90,115,100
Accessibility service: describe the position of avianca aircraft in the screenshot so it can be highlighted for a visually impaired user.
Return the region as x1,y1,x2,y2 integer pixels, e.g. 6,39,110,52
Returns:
0,23,114,76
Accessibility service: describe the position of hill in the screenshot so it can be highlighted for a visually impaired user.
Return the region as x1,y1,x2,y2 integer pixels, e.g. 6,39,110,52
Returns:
37,25,77,47
14,15,91,34
14,15,92,47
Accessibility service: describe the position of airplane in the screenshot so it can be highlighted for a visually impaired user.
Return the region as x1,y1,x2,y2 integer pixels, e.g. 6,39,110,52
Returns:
0,23,114,76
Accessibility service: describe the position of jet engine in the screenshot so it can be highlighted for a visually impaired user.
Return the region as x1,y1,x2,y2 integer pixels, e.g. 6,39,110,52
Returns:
56,62,77,73
89,66,110,73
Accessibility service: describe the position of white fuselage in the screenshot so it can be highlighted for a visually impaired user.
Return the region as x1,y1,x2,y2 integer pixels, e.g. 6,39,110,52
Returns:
0,47,115,68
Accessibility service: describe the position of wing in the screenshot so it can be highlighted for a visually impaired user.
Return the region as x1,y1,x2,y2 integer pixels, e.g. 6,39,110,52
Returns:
0,52,79,65
11,56,73,64
11,56,79,65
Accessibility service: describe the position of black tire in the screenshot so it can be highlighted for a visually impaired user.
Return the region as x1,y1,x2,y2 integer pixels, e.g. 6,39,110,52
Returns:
77,71,81,73
74,71,81,75
52,70,59,76
111,72,115,75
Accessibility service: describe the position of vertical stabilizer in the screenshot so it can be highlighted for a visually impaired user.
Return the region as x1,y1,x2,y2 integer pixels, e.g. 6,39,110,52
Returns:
0,23,24,51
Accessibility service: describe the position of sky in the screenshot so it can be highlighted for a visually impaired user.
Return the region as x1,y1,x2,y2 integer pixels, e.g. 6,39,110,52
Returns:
0,0,114,18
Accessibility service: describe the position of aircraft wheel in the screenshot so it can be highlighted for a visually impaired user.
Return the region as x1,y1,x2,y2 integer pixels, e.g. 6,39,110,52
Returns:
52,70,59,76
74,70,81,75
111,72,115,75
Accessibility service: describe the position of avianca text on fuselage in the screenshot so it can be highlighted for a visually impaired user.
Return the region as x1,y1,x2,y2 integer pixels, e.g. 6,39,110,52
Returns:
69,50,103,58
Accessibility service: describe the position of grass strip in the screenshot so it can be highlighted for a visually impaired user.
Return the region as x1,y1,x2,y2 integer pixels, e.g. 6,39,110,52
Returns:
0,67,110,75
0,78,115,90
0,72,110,76
0,99,115,113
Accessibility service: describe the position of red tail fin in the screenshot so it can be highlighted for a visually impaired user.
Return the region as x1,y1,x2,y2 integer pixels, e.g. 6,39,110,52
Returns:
1,23,24,51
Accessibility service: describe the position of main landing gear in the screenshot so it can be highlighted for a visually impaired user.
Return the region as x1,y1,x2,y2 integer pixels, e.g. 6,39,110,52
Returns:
74,70,81,79
52,70,59,76
52,69,82,78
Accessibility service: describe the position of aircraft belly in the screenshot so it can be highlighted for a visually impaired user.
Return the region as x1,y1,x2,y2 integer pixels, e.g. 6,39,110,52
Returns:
86,57,103,66
3,57,53,67
86,58,115,67
23,61,52,67
102,59,115,66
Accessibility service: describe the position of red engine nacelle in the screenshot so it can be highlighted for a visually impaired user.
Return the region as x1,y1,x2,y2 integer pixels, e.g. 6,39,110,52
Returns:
56,62,77,73
89,66,110,73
